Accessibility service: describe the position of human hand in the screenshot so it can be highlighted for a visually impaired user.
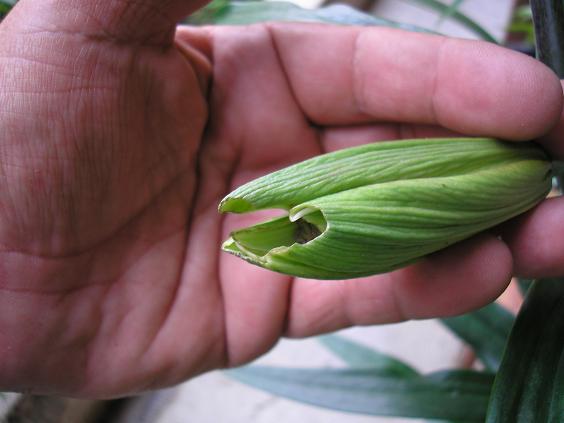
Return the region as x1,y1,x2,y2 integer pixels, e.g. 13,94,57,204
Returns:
0,0,562,398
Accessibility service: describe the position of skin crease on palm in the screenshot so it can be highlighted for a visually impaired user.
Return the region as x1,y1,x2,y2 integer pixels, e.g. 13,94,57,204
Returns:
0,0,562,399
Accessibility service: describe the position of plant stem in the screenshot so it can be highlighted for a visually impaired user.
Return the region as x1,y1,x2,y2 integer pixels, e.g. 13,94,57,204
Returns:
530,0,564,77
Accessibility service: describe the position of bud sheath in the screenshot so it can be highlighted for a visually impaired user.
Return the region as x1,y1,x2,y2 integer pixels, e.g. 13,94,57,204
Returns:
219,138,551,279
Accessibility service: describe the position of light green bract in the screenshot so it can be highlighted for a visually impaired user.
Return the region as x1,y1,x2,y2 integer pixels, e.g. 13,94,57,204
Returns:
219,138,551,279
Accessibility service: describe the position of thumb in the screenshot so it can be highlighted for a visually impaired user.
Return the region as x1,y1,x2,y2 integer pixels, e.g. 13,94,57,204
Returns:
2,0,208,45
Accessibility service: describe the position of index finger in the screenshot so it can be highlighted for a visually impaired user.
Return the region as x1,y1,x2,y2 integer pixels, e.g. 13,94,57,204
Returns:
270,24,563,141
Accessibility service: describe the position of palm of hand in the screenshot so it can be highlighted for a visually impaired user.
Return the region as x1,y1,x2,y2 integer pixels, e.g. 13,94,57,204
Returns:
0,0,220,393
1,0,562,398
0,11,328,396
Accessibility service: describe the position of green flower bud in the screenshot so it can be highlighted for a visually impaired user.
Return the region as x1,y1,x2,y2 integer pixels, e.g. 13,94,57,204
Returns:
219,138,551,279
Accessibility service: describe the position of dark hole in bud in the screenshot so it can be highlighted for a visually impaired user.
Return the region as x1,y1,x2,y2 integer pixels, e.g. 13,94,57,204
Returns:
294,219,322,244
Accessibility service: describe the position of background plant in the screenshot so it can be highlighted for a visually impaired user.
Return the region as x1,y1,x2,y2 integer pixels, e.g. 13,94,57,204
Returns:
0,0,15,19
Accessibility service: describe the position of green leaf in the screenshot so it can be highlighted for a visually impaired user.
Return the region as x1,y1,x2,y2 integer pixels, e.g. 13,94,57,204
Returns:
0,0,16,11
530,0,564,78
406,0,497,43
517,278,535,296
318,335,467,423
441,302,514,372
436,0,465,24
230,366,493,421
190,1,433,33
514,5,533,21
508,6,535,44
0,1,14,18
185,0,231,25
0,1,12,16
318,334,419,377
486,278,564,422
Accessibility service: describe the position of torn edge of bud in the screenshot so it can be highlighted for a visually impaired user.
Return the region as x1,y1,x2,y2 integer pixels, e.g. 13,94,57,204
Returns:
222,207,328,263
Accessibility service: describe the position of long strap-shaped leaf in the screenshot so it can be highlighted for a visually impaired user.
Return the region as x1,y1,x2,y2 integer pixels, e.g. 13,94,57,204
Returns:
318,334,419,377
405,0,497,42
230,366,493,422
530,0,564,77
0,0,16,19
317,334,466,423
189,1,434,34
441,303,514,372
485,278,564,422
436,0,465,24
